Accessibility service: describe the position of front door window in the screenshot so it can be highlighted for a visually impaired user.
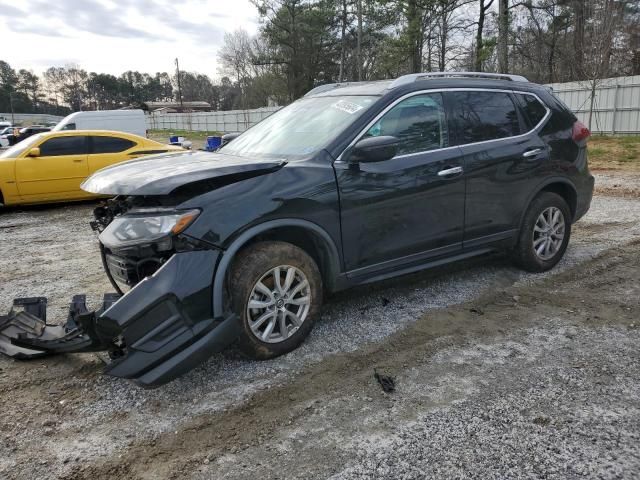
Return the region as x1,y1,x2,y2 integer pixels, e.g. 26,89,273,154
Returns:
365,93,448,156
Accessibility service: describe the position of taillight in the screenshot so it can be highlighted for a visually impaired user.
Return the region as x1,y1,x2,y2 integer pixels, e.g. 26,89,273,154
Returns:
572,121,590,142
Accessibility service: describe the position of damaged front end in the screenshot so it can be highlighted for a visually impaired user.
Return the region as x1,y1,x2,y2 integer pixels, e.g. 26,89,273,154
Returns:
1,197,239,388
0,152,286,386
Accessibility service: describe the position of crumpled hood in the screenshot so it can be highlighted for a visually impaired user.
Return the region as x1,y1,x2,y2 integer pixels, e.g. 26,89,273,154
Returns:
81,151,286,195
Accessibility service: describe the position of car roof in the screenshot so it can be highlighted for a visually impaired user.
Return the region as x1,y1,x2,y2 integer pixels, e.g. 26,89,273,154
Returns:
32,130,183,148
37,129,144,138
308,80,394,97
305,73,545,99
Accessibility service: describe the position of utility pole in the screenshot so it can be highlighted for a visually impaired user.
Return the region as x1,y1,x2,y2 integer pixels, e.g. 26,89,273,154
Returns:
356,0,363,81
497,0,509,73
9,91,15,125
175,58,184,110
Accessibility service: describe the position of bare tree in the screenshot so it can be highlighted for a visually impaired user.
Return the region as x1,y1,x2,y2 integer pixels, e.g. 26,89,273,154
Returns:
575,0,623,129
474,0,495,71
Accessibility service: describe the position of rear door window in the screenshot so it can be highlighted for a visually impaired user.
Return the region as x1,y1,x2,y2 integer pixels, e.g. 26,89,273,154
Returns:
91,136,136,154
447,91,521,145
39,136,88,156
364,92,448,156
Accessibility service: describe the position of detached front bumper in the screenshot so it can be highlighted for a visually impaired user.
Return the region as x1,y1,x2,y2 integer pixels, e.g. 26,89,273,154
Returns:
0,250,240,388
100,249,239,387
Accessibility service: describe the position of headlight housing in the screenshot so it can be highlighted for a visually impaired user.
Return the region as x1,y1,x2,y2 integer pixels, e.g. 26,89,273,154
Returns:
99,209,200,249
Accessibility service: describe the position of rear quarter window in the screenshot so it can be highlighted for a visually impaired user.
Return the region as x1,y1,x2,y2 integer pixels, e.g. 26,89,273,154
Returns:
540,94,577,135
448,91,521,144
91,136,136,154
515,93,548,128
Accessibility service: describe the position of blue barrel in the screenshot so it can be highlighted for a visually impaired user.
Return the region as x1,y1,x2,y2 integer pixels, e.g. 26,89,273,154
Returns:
206,136,222,151
169,135,179,144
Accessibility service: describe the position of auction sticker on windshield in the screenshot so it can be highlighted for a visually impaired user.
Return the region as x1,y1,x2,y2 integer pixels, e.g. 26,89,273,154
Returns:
332,100,364,114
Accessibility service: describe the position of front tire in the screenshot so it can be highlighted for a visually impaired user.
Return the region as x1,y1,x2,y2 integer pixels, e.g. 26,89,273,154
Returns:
513,192,572,272
229,241,323,359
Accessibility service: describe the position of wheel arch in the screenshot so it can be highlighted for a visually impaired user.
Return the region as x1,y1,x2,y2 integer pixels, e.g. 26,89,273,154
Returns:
519,178,578,231
212,219,342,318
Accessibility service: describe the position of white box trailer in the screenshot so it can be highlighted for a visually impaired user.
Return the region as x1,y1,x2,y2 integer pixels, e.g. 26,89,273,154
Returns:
53,109,146,137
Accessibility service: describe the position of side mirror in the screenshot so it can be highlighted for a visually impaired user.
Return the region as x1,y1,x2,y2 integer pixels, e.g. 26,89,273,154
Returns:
348,136,399,163
221,133,240,146
27,147,40,157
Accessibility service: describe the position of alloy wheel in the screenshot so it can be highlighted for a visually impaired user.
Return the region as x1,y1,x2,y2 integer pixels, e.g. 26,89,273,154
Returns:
533,206,565,261
246,265,311,343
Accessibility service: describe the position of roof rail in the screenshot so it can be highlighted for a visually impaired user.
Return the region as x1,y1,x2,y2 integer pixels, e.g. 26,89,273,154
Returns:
388,71,529,89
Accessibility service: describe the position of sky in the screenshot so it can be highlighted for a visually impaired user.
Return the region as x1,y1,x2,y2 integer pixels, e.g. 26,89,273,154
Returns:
0,0,259,79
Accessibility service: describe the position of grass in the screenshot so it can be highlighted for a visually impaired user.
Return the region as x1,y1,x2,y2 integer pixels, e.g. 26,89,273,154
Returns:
588,135,640,171
148,129,223,150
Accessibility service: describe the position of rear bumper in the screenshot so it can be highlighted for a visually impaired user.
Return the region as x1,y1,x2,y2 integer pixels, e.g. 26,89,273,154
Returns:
97,249,239,388
574,174,595,222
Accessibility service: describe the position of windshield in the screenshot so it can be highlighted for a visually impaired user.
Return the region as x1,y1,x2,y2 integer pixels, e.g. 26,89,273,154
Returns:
221,95,378,158
0,134,42,159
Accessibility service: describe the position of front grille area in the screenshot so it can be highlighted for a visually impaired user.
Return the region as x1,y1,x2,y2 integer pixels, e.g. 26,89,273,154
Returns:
106,254,139,286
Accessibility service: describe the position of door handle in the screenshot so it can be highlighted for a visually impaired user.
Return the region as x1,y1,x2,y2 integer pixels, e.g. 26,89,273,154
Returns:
72,159,83,163
522,148,543,158
437,166,463,177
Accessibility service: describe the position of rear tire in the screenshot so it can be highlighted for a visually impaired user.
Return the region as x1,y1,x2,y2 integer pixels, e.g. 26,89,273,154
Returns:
229,241,323,359
513,192,572,272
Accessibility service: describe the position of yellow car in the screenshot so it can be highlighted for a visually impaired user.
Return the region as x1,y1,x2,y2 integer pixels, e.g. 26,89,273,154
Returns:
0,130,184,206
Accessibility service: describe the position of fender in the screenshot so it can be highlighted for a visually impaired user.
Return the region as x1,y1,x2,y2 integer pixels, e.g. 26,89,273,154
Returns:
518,176,578,230
212,219,342,318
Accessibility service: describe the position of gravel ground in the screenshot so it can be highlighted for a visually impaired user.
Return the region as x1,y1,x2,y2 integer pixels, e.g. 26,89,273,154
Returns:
593,170,640,198
81,238,640,480
332,325,640,480
0,172,639,479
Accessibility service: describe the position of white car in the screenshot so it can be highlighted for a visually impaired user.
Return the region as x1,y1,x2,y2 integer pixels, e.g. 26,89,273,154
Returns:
0,127,14,148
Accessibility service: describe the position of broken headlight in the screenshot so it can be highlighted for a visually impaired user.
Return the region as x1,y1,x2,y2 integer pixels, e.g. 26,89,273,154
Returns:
99,209,200,249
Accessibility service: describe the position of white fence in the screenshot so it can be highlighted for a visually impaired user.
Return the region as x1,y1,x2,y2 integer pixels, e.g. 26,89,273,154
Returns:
146,106,281,134
546,75,640,134
0,113,64,125
142,75,640,136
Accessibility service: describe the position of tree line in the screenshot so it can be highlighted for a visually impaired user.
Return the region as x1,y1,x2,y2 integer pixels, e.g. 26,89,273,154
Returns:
1,0,638,115
220,0,639,105
0,61,243,115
